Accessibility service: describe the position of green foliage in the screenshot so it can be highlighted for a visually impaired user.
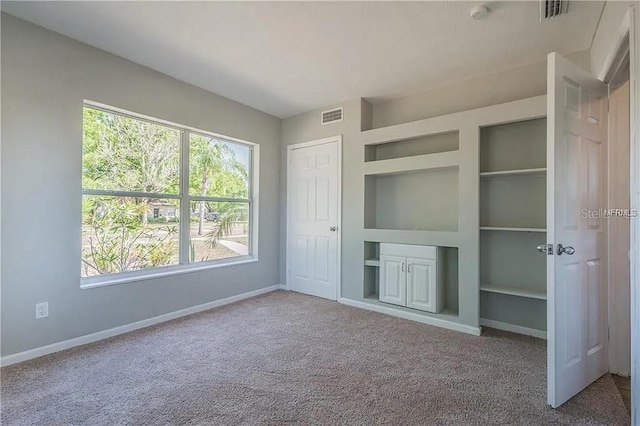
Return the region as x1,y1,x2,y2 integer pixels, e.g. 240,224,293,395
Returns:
203,202,248,249
82,108,180,194
81,197,178,276
189,134,249,199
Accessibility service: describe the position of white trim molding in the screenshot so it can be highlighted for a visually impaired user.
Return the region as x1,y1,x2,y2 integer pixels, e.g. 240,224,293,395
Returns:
479,318,547,340
338,297,482,336
1,285,284,367
629,5,640,424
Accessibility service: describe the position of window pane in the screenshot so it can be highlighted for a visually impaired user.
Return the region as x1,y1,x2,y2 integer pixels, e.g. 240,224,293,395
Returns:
82,107,180,193
189,134,250,198
189,201,249,263
82,195,180,277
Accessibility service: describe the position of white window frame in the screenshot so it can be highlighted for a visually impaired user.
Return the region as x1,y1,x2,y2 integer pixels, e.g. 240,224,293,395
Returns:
81,101,259,289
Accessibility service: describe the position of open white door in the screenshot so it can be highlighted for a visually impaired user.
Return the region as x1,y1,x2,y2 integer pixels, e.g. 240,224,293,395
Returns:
547,52,609,408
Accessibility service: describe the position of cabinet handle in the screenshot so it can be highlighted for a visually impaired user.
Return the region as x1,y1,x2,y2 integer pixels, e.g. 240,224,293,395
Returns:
408,263,411,273
402,263,405,272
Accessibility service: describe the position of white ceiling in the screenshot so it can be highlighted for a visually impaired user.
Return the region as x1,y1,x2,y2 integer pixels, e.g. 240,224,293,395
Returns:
3,1,604,118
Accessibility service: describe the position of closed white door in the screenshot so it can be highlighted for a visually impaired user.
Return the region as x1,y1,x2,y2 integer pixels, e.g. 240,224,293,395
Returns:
287,140,340,300
547,52,609,408
380,255,406,306
406,258,437,313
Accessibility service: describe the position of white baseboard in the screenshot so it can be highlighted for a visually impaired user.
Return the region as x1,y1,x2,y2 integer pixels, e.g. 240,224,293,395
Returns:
338,297,482,336
1,284,284,367
479,318,547,340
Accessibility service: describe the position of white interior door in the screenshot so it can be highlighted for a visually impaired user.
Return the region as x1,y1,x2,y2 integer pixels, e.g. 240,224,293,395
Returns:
287,139,340,300
547,52,609,408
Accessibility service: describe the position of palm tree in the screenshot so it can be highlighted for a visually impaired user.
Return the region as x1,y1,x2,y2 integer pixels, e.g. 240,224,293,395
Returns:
189,136,249,251
190,136,231,235
203,201,248,249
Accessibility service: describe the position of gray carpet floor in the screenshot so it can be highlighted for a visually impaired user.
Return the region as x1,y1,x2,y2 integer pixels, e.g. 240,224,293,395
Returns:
1,290,631,425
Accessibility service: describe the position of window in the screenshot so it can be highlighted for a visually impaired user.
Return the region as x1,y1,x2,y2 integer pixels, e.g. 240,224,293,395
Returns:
81,103,256,282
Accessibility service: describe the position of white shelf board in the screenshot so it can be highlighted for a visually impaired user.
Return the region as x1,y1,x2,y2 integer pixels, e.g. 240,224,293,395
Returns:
364,150,459,176
480,168,547,178
480,284,547,301
480,226,546,233
364,259,380,267
363,229,459,247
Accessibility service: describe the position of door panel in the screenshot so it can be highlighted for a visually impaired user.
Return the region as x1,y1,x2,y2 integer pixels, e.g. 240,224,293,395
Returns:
380,255,406,306
547,52,608,408
288,140,339,300
406,258,437,313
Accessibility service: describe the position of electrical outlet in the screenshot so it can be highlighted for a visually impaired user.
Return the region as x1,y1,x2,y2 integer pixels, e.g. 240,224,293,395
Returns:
35,302,49,319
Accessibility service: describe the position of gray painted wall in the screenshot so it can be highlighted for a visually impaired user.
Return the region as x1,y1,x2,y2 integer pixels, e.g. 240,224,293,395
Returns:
280,99,365,300
372,50,590,128
1,15,281,357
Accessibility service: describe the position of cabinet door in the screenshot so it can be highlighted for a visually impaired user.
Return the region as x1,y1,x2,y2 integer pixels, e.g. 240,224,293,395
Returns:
379,255,406,306
406,258,437,313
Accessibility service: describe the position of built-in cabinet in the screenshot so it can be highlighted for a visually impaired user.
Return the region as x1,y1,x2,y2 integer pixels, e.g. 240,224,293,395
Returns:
379,244,443,313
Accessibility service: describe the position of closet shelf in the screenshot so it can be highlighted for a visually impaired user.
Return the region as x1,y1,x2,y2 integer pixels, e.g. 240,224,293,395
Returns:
364,258,380,267
364,151,459,176
480,284,547,300
480,226,546,233
480,168,546,178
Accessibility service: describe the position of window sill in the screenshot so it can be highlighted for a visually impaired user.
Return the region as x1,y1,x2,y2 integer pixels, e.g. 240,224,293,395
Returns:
80,256,258,290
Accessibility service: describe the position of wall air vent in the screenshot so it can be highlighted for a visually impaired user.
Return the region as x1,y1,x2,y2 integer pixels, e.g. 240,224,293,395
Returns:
321,107,343,125
540,0,568,20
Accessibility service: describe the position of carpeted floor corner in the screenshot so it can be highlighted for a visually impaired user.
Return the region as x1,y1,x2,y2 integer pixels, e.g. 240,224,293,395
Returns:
1,290,631,425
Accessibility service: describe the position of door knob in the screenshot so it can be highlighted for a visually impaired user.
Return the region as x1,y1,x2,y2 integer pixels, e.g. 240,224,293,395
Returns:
329,226,337,232
557,244,575,256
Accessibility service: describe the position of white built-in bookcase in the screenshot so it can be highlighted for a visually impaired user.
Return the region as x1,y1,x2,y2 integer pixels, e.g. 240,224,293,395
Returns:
357,96,547,337
479,118,548,338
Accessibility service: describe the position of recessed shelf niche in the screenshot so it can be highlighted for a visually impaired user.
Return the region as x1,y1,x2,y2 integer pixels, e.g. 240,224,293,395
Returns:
480,175,546,229
480,231,547,297
365,131,459,162
364,168,459,231
480,118,546,172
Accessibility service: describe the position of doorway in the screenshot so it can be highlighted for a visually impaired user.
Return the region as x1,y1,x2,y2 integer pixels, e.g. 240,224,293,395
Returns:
286,136,342,300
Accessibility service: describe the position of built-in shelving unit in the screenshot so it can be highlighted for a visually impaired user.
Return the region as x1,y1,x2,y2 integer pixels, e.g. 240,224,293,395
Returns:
355,95,547,337
360,124,463,326
479,117,547,337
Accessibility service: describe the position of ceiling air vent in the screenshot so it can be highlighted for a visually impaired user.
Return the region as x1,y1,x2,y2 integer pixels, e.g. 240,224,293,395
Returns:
541,0,568,20
321,107,343,125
